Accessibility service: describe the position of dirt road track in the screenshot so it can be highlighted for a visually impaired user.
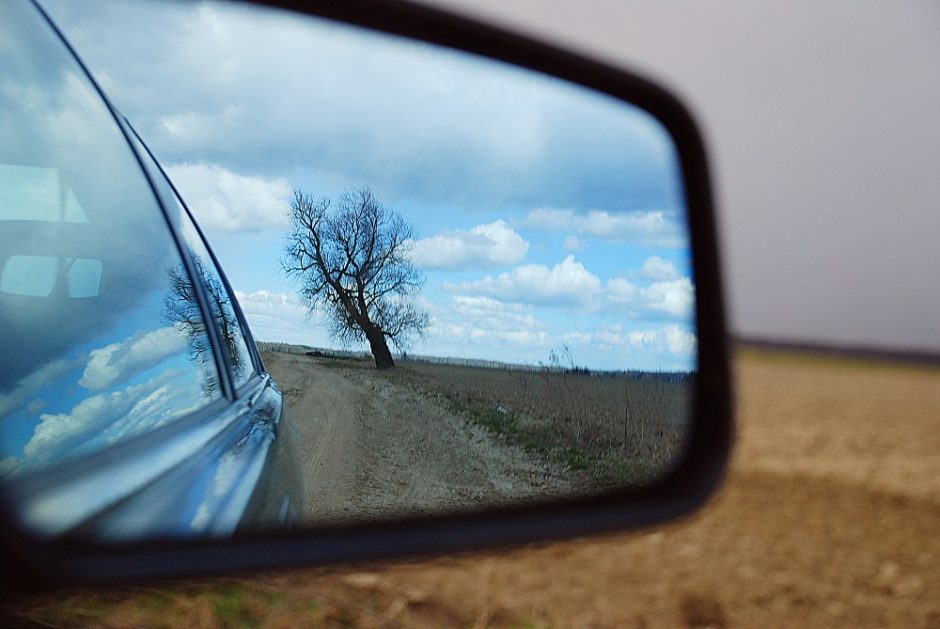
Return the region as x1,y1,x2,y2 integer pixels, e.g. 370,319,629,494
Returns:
263,352,576,526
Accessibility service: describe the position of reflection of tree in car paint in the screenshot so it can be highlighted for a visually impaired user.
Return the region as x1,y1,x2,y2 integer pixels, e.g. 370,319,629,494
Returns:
163,256,246,394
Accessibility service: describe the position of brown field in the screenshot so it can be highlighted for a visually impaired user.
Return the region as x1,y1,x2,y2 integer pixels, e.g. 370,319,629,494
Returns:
9,348,940,628
376,359,689,487
261,351,587,525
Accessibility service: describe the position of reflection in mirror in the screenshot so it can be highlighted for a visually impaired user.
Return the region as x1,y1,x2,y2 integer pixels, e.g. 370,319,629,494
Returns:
0,2,224,535
6,0,697,538
1,255,103,298
181,2,693,527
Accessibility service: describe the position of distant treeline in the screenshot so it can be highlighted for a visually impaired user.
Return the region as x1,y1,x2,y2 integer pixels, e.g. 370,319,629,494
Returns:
256,341,693,381
256,341,368,360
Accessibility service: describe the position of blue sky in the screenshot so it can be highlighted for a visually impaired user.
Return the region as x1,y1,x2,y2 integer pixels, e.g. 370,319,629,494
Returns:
44,0,697,371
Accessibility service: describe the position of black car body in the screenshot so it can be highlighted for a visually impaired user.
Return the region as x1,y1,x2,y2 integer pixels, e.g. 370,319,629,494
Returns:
0,0,303,541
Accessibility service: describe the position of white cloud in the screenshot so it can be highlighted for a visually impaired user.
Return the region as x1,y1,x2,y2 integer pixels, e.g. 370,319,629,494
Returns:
159,106,240,142
607,277,640,303
451,295,527,318
526,207,685,247
79,326,189,391
424,295,547,348
563,236,583,251
608,276,695,320
408,220,528,270
0,358,74,418
235,289,309,320
643,278,695,318
448,295,540,331
500,329,547,345
561,331,592,344
593,324,627,347
165,162,292,232
639,255,679,280
587,323,696,357
234,289,330,347
444,255,601,307
627,325,698,357
103,384,175,445
23,370,189,463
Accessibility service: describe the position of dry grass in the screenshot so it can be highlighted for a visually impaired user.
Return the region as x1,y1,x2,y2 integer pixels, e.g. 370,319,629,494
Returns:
8,347,940,627
380,360,688,486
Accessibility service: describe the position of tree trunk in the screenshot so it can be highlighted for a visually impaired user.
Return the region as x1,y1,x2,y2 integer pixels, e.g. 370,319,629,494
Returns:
365,326,395,369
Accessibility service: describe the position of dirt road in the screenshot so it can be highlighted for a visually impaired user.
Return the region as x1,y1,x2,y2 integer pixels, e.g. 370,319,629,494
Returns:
260,351,937,628
233,351,940,627
262,352,576,526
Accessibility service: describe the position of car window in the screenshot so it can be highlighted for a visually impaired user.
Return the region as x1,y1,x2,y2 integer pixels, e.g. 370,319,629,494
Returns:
0,2,224,476
125,132,258,391
172,202,258,391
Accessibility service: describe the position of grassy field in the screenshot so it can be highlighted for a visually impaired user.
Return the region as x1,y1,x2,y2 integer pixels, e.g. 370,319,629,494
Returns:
8,347,940,628
377,360,689,488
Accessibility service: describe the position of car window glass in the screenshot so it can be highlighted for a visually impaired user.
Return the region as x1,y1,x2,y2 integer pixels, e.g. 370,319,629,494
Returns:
0,3,223,476
174,205,257,391
126,131,258,391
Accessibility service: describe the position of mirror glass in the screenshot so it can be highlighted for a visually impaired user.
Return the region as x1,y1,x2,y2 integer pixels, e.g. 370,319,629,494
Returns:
3,0,696,539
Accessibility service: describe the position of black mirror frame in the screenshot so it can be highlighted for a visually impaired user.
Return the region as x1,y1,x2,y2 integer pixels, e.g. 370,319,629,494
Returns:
0,0,731,592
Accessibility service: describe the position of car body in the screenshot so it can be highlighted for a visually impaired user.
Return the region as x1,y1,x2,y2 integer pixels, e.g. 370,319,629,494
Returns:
0,0,303,541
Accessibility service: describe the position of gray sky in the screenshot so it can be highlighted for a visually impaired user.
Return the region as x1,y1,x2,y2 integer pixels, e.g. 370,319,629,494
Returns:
430,0,940,353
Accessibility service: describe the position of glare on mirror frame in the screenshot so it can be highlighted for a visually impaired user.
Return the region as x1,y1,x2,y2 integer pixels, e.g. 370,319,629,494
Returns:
2,0,698,539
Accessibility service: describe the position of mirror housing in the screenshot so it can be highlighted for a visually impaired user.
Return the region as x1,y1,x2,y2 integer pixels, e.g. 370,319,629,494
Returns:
0,0,730,591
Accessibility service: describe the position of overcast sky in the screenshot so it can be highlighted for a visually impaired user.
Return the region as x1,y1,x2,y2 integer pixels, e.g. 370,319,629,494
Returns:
426,0,940,354
42,0,697,371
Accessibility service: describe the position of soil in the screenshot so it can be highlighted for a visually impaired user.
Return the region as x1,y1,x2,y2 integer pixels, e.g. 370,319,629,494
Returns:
11,349,940,627
262,351,580,526
269,351,940,628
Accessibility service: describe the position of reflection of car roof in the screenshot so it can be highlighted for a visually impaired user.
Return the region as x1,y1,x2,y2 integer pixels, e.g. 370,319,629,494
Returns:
1,222,102,261
0,0,303,542
0,166,90,223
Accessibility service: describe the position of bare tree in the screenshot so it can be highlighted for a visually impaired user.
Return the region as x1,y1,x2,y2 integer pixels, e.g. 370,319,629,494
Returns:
282,188,428,369
163,256,247,393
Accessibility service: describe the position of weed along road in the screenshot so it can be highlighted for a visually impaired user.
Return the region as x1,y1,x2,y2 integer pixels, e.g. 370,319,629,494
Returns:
261,351,578,525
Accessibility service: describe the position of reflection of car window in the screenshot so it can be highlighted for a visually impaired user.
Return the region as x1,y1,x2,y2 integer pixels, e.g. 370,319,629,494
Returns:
0,3,223,476
125,131,258,391
175,214,257,391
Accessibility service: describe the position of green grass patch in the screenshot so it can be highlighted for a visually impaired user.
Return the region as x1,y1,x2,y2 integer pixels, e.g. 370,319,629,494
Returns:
208,585,261,628
13,579,332,628
438,392,655,488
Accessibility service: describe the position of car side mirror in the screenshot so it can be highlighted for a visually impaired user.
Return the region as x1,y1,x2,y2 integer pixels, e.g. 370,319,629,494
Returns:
0,0,730,591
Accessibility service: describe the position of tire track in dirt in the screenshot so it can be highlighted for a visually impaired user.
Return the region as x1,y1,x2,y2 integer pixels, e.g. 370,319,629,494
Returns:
263,352,578,526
